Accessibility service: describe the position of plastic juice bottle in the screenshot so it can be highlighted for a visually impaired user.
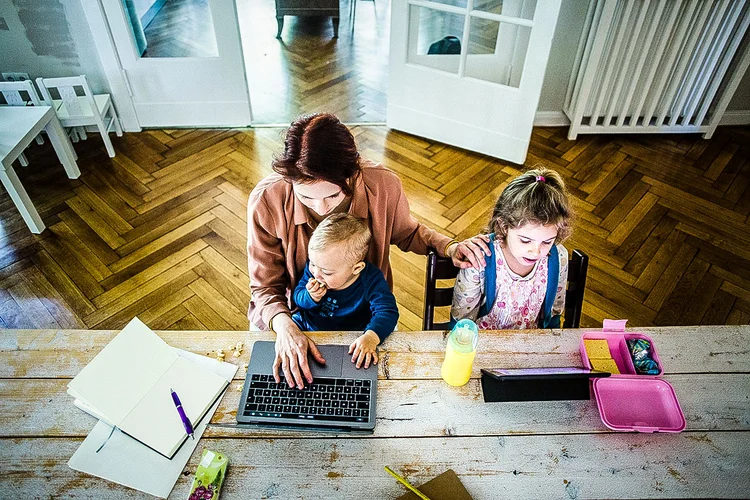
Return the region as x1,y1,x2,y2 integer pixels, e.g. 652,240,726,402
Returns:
441,319,479,386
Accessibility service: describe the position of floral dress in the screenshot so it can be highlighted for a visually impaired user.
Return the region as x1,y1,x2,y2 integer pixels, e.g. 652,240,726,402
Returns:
451,240,568,329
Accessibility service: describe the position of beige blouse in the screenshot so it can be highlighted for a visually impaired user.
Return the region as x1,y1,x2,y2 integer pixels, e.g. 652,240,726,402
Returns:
246,161,453,330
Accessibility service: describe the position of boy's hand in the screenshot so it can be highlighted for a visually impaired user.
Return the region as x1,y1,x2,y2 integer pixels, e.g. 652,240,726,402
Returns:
306,278,327,302
348,330,380,369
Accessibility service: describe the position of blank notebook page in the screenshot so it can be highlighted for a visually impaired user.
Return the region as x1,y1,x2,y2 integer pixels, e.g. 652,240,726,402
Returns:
67,317,178,425
67,317,229,458
118,355,228,458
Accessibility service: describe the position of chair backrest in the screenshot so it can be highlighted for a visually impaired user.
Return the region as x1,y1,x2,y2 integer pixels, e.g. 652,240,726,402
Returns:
35,75,97,118
0,80,42,106
563,249,588,329
422,250,460,330
422,248,590,330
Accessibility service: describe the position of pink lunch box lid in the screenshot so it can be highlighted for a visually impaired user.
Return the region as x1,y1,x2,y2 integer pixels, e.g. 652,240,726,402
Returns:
581,319,686,433
592,377,686,433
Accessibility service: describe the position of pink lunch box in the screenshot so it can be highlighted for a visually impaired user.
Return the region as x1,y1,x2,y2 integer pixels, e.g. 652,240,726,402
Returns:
580,319,686,433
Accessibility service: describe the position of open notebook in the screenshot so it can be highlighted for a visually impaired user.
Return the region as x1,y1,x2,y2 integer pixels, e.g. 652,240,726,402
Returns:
68,317,229,459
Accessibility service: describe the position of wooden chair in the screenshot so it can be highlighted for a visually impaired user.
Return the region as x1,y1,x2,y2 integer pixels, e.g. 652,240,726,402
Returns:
0,80,46,166
564,249,589,329
422,248,589,330
422,250,460,331
35,75,122,158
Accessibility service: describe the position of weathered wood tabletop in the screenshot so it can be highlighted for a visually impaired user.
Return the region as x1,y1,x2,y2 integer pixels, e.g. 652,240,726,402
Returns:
1,326,749,499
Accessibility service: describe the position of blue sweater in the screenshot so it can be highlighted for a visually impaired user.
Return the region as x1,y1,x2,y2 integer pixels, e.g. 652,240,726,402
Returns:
292,262,399,341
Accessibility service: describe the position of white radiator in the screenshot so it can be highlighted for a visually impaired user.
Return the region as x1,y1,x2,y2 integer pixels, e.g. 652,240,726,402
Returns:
564,0,750,140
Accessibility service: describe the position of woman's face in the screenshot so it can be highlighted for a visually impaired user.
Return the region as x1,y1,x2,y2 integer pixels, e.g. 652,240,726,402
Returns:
292,181,347,216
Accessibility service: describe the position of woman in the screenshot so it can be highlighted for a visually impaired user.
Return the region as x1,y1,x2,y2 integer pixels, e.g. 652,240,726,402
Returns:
247,113,488,389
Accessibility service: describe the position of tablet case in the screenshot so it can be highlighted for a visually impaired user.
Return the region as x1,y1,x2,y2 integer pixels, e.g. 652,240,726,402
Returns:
480,368,605,402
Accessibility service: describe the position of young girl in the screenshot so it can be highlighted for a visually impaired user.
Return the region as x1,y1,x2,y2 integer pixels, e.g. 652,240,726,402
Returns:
451,167,573,329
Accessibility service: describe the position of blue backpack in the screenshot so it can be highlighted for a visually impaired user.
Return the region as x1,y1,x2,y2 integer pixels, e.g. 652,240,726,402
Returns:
454,233,561,328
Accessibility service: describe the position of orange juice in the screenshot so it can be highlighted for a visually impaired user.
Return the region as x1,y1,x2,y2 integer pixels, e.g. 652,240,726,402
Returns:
441,319,478,386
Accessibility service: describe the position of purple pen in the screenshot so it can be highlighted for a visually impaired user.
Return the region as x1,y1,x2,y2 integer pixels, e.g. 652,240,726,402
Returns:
170,388,195,439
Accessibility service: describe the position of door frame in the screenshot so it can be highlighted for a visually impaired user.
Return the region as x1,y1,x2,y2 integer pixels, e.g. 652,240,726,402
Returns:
83,0,140,132
84,0,252,131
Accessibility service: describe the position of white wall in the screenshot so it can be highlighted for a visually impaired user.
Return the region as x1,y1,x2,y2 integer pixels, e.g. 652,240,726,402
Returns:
0,0,109,93
537,0,589,113
728,64,750,111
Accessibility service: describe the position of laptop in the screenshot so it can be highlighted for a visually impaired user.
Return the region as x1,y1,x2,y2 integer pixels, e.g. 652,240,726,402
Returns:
237,341,377,432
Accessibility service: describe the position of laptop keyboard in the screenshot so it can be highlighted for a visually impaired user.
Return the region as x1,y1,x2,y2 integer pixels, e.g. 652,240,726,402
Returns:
242,374,372,423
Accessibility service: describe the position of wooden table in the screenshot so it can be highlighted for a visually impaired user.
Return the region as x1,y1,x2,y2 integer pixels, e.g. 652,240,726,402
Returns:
1,326,748,498
0,105,80,234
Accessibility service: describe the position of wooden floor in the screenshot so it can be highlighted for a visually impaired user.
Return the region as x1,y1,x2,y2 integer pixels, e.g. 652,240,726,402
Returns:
238,0,390,124
141,0,218,58
140,0,389,124
1,125,749,331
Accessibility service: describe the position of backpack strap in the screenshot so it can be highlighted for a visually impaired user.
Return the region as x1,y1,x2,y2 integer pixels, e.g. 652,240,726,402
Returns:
540,244,560,328
448,234,495,329
478,233,496,318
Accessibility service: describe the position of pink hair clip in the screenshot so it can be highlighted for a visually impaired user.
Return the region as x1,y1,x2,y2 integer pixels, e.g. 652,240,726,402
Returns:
536,175,546,182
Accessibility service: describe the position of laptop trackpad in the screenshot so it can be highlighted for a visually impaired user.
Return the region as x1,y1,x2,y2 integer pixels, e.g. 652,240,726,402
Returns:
309,345,344,378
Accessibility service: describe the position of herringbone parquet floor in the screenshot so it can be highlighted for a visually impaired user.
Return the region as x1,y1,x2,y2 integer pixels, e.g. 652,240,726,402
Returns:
1,125,749,331
238,0,390,124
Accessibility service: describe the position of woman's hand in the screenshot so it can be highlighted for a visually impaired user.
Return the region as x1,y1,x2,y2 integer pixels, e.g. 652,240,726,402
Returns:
447,234,491,269
271,313,326,389
305,278,327,302
348,330,380,369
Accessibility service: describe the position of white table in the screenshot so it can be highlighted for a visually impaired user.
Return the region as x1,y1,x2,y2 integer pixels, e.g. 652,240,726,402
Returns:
1,326,748,498
0,106,80,233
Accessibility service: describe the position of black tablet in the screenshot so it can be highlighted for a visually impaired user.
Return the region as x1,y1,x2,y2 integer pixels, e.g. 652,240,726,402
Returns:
481,367,610,379
480,367,610,402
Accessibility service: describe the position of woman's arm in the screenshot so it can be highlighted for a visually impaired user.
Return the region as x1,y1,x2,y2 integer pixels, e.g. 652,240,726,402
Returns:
451,266,485,321
247,189,324,388
389,177,489,267
247,192,293,326
386,173,453,255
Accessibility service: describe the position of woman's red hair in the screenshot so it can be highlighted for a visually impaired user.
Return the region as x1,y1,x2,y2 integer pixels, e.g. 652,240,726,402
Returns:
272,113,361,195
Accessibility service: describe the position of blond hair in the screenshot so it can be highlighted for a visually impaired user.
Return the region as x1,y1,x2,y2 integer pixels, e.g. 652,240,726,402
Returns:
489,166,573,243
309,213,371,263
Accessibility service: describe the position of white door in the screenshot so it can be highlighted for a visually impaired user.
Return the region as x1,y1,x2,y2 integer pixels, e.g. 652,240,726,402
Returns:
100,0,252,128
387,0,561,164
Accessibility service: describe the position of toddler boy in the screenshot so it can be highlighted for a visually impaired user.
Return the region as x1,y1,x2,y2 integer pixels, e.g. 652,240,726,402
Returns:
292,213,398,369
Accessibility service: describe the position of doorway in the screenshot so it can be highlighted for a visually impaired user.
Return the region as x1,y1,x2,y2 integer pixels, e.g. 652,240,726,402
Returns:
236,0,391,125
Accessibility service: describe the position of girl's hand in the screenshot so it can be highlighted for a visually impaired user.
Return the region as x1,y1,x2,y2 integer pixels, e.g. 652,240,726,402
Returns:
448,234,491,269
305,277,327,302
348,330,380,369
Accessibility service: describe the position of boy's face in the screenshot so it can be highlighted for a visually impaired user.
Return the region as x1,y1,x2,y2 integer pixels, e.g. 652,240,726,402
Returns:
308,242,365,291
502,223,558,276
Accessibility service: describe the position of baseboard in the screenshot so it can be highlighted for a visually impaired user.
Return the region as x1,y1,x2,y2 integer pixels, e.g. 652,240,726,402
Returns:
534,110,750,128
719,110,750,126
534,111,571,127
